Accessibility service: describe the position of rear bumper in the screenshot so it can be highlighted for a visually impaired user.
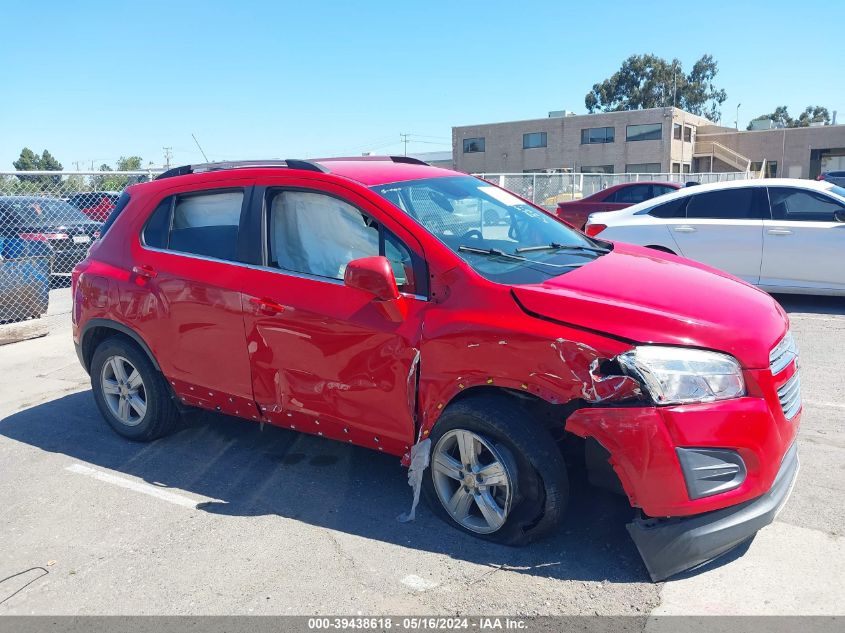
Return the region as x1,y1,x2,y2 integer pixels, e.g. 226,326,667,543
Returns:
627,441,799,581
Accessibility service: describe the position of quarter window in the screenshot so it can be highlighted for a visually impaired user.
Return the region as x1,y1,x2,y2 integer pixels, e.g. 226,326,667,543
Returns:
463,138,485,153
581,127,614,144
626,123,662,142
142,190,244,261
686,188,757,220
768,187,845,222
523,132,547,149
648,197,687,218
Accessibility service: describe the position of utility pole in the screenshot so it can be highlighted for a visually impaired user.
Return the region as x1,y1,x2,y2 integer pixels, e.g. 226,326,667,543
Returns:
163,147,173,169
400,133,410,156
73,161,82,171
735,103,742,130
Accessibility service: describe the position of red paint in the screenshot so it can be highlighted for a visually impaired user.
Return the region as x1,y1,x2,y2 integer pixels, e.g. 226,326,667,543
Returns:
73,158,797,522
557,181,681,229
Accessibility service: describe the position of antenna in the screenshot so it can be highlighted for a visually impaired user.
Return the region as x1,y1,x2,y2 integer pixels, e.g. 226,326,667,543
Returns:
191,134,209,162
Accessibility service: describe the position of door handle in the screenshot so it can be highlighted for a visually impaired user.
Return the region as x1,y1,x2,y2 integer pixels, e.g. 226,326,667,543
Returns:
131,265,157,279
674,225,696,233
767,228,792,236
249,296,285,314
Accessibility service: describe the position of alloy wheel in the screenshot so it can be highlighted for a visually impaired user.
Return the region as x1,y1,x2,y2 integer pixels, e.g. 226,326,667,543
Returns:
100,355,147,427
431,429,514,534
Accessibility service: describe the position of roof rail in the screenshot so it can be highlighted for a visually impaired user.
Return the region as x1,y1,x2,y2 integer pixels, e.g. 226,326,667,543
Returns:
388,155,429,166
312,155,431,166
155,159,328,180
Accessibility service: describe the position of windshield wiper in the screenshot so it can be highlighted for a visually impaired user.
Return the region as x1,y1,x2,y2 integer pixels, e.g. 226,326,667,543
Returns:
514,242,609,255
458,245,526,261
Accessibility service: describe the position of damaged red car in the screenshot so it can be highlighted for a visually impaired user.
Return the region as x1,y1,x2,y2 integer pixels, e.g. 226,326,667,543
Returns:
71,157,800,581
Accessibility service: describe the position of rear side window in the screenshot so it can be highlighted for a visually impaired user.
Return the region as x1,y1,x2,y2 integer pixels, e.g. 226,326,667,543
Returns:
610,184,652,204
686,189,757,220
653,185,677,197
647,197,687,218
768,187,845,222
141,189,244,261
98,191,131,237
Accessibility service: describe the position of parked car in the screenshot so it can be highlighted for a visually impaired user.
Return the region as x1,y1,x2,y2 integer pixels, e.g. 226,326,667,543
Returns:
73,157,799,581
0,196,102,279
67,191,120,222
557,181,680,229
818,170,845,187
585,178,845,295
0,236,50,322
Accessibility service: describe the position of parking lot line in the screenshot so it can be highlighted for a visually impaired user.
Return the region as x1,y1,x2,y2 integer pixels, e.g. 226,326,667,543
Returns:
65,463,222,509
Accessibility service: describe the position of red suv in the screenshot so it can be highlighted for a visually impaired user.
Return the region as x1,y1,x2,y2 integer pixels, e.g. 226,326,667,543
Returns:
72,157,800,581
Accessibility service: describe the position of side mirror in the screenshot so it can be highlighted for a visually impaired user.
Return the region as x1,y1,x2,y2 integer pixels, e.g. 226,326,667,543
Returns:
834,210,845,223
344,256,400,302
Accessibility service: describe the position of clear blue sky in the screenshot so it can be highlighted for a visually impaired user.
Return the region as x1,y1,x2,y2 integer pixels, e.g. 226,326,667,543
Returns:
0,0,840,170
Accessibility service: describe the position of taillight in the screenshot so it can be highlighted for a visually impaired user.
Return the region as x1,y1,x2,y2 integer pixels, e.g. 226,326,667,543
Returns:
585,223,607,237
20,232,69,241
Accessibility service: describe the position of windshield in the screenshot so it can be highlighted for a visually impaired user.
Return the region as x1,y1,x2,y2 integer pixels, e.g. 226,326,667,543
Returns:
0,198,93,227
371,176,609,284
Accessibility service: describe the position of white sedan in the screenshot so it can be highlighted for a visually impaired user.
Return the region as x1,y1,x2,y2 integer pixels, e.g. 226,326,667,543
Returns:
584,178,845,296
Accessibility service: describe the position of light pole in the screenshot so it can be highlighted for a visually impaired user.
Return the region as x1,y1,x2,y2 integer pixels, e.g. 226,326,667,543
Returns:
735,103,742,130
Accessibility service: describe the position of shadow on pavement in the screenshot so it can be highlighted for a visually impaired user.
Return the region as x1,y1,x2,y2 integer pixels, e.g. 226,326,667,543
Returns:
773,294,845,316
0,390,660,584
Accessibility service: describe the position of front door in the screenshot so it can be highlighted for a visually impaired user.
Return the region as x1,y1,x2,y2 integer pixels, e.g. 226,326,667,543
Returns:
668,186,765,283
239,181,428,456
760,186,845,293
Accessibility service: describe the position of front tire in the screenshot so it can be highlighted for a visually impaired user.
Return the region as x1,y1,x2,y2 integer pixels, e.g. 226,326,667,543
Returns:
422,394,569,545
90,336,181,441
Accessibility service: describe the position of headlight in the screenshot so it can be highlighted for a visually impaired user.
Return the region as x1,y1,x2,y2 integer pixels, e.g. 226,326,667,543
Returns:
617,346,745,405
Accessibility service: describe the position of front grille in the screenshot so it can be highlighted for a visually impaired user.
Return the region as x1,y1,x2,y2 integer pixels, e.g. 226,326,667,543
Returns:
769,330,798,375
777,371,802,420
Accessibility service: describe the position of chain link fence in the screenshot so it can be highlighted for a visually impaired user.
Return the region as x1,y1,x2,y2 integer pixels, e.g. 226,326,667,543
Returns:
475,171,753,209
0,171,158,339
0,167,751,341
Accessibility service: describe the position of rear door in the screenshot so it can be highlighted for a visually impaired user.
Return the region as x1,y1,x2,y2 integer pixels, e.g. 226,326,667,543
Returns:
128,179,259,414
239,180,429,455
667,187,765,283
760,186,845,293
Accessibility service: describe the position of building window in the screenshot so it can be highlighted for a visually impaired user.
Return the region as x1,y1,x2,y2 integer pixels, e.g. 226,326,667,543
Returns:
673,124,682,140
580,127,614,144
750,161,778,178
580,165,615,174
523,132,547,149
671,162,681,173
463,138,485,153
626,123,662,142
684,125,693,142
626,163,662,173
682,164,691,174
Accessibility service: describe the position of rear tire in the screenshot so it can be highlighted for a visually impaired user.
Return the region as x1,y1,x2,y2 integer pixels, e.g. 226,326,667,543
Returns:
422,394,568,545
90,336,181,441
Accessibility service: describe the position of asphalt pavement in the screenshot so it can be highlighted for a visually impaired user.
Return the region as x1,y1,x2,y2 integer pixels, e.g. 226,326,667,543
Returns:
0,289,842,616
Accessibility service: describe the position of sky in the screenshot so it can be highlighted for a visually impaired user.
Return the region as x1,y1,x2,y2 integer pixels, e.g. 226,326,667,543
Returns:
0,0,841,171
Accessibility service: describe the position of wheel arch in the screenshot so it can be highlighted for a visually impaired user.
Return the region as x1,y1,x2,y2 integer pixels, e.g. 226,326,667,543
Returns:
80,319,161,373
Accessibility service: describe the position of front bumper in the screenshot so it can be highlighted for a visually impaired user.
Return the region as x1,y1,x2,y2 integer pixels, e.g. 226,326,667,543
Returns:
627,441,798,581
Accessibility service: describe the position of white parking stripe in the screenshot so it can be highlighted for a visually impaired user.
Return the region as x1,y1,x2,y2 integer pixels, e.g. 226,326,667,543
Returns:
804,401,845,410
66,464,222,509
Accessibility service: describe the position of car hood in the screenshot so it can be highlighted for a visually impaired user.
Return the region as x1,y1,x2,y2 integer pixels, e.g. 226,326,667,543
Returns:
512,243,787,369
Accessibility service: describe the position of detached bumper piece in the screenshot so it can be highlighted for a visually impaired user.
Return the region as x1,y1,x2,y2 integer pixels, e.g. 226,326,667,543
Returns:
627,442,798,582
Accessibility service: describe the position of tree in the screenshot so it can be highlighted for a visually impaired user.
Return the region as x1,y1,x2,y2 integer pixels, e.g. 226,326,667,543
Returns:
93,156,145,190
12,147,64,187
747,105,830,129
796,106,830,127
585,54,727,121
